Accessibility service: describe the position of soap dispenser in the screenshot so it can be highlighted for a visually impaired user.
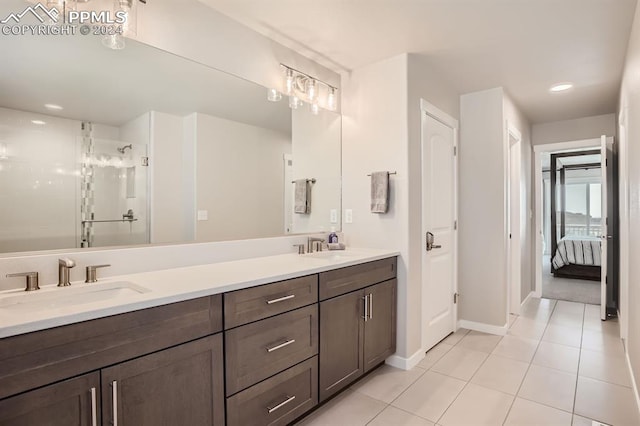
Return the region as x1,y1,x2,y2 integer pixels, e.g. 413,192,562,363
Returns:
328,227,339,244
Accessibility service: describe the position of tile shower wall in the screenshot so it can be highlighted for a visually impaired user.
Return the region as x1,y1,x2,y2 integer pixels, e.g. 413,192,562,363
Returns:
0,107,149,253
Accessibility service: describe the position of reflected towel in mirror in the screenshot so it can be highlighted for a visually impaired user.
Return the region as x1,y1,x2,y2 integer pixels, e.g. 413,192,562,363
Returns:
294,179,311,214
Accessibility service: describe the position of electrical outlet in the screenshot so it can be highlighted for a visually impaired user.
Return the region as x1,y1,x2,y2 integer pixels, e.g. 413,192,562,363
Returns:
345,209,353,224
330,209,338,223
197,210,208,221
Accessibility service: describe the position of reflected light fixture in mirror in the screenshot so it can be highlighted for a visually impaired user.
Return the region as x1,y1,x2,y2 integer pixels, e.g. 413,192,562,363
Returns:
276,65,338,113
267,88,282,102
0,143,7,160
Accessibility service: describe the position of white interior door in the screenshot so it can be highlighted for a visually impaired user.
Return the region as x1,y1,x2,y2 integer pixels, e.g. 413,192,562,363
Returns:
600,135,609,320
421,106,458,352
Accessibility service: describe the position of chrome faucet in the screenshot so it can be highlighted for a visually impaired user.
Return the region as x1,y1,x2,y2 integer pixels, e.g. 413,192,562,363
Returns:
307,237,325,253
58,258,76,287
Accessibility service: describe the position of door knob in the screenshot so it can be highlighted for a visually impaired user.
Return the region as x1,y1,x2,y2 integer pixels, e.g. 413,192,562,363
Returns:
426,232,443,251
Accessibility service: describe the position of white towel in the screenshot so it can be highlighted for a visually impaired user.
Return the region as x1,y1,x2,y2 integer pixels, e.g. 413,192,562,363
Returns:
370,171,389,213
294,179,311,214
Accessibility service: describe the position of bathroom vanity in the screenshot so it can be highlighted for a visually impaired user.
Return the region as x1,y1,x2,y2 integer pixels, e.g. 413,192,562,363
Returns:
0,251,397,426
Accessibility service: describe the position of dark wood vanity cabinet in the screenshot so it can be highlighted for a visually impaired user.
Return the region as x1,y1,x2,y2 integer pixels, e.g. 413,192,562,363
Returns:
0,372,100,426
318,258,398,402
0,296,225,426
0,256,397,426
101,334,225,426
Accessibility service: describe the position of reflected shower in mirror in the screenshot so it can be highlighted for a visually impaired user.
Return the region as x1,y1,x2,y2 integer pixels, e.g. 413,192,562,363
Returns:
0,34,341,254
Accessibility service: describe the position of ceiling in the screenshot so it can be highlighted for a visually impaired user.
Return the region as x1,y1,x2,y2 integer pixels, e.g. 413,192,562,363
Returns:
200,0,638,124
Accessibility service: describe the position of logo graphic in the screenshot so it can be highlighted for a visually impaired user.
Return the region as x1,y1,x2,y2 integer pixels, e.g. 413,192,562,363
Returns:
0,3,59,25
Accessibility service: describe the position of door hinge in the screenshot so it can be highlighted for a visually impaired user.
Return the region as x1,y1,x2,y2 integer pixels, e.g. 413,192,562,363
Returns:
141,157,149,166
454,220,458,230
454,293,459,304
454,146,457,156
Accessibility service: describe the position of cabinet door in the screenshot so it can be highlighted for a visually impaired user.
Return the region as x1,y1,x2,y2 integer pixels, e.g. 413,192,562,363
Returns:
319,290,365,402
0,372,100,426
101,334,225,426
364,279,397,372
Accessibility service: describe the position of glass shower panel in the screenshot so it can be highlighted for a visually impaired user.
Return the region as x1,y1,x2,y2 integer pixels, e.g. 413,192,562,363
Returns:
79,134,149,248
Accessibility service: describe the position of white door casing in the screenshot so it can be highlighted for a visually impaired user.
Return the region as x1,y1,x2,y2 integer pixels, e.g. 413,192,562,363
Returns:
600,135,610,320
421,99,458,352
507,123,522,315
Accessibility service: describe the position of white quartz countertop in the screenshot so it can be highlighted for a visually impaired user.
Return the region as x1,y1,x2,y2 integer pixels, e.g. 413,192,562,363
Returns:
0,248,398,339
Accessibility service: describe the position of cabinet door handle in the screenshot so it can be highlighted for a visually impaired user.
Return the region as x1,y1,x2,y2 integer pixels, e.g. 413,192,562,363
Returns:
266,339,296,353
90,387,97,426
266,294,295,304
369,294,373,320
111,380,118,426
362,296,368,321
267,395,296,414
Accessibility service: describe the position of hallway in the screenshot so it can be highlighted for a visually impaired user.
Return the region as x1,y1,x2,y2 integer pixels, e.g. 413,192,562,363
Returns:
298,298,638,425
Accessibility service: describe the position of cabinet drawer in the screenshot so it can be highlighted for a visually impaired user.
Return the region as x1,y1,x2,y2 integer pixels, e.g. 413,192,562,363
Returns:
225,305,318,396
319,257,397,300
0,295,222,400
226,356,318,426
224,275,318,329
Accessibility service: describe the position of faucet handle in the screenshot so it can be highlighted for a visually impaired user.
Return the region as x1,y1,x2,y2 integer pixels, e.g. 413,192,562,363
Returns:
85,264,111,283
59,257,76,268
6,272,40,291
293,244,306,255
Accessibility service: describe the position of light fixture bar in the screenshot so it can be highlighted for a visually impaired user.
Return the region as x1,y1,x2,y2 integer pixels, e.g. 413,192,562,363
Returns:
280,64,338,92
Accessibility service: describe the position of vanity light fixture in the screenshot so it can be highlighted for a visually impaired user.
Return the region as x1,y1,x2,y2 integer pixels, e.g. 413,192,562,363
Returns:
550,82,573,93
267,88,282,102
280,64,338,113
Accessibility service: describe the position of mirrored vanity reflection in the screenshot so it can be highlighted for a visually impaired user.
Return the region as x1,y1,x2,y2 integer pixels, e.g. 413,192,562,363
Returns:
0,35,342,254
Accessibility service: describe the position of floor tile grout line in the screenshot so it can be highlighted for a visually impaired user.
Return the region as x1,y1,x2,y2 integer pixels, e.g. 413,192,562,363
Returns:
571,303,586,416
502,299,558,425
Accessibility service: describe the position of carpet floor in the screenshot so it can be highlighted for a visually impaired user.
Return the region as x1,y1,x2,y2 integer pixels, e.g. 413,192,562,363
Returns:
541,255,601,305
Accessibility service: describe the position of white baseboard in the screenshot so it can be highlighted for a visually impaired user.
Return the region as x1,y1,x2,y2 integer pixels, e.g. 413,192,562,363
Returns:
386,348,425,371
521,291,534,308
625,348,640,418
458,319,508,336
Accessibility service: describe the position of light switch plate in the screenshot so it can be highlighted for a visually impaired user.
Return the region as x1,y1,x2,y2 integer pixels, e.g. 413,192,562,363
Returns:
345,209,353,224
197,210,208,221
330,209,338,223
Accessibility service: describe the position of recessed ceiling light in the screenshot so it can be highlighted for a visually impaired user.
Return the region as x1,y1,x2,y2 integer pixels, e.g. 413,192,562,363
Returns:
550,83,573,93
31,120,47,125
44,103,63,111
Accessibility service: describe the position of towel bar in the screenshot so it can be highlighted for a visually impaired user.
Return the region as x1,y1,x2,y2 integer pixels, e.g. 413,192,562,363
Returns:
291,178,317,184
367,172,397,176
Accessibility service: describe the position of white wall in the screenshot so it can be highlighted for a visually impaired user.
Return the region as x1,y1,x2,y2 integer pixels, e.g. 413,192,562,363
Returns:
504,94,534,302
342,54,410,357
342,53,461,363
618,0,640,405
532,114,615,145
459,88,509,327
193,113,291,242
291,108,341,234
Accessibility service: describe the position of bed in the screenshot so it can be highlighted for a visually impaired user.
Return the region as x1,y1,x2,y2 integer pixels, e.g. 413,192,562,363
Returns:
551,236,602,281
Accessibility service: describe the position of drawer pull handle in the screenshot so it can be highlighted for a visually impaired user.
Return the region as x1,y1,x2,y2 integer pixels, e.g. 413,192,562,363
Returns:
267,395,296,414
266,339,296,353
362,296,368,321
369,293,373,320
90,387,97,426
266,294,295,305
111,380,118,426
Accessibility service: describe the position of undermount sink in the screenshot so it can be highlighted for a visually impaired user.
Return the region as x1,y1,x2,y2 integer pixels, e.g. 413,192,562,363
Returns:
0,281,150,313
305,251,359,261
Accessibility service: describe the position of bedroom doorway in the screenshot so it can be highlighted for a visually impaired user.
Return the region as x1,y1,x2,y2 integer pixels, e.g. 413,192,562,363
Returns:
533,137,618,318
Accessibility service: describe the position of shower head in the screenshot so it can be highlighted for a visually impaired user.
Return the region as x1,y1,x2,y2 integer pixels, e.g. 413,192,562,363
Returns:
117,144,132,154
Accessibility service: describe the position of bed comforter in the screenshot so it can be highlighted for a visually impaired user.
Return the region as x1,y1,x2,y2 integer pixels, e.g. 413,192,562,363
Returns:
552,236,601,269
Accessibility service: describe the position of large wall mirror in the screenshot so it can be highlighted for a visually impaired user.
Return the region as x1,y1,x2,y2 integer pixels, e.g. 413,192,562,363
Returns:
0,34,342,254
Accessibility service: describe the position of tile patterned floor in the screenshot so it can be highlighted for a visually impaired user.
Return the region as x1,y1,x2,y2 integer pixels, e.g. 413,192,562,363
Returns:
296,298,640,426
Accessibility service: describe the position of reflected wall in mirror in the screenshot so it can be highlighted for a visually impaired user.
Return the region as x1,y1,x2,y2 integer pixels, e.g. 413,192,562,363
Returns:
0,35,342,254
